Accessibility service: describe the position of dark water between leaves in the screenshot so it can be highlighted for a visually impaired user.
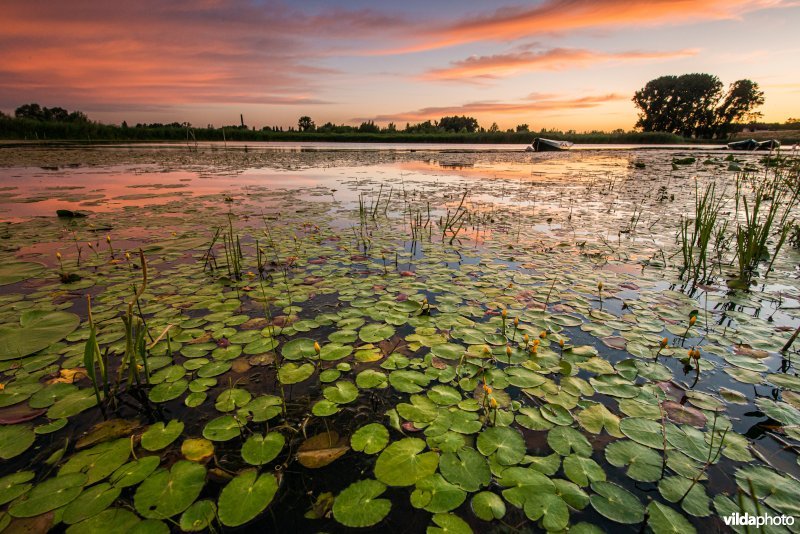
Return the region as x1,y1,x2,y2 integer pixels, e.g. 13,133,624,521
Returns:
1,146,799,533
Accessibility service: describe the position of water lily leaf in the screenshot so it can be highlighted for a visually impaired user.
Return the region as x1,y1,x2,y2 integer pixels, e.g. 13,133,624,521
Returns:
75,418,140,449
657,476,711,516
411,473,466,513
427,385,462,406
60,438,130,485
179,500,217,532
65,508,140,534
0,423,35,459
547,426,592,457
109,456,161,488
605,440,662,482
312,399,339,417
359,323,395,343
148,379,188,403
476,427,525,465
277,362,315,384
375,437,439,486
470,491,506,521
428,512,472,534
351,423,389,455
241,432,284,466
389,370,431,393
398,394,439,423
430,343,465,361
756,398,800,426
62,482,121,525
439,447,490,491
735,465,800,517
355,369,388,389
134,460,206,519
0,471,34,506
281,337,318,360
239,395,282,422
202,415,241,441
8,473,87,518
576,404,623,437
215,389,252,412
141,420,184,451
647,501,697,534
181,438,214,462
0,310,80,360
0,261,45,286
217,469,278,527
297,431,349,468
323,380,359,404
540,403,573,425
619,417,665,449
661,401,707,427
333,479,391,528
563,454,606,487
589,481,644,524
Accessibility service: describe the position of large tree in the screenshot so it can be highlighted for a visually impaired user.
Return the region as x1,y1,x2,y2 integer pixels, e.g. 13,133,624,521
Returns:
297,116,315,132
633,74,764,139
438,115,479,133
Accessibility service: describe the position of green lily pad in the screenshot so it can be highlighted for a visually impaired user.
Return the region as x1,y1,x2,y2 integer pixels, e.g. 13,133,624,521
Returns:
323,380,359,404
333,479,391,528
0,310,80,360
439,447,490,491
351,423,389,455
0,261,45,286
470,491,506,521
217,469,278,527
411,473,466,513
141,420,185,451
563,454,606,487
647,501,697,534
605,440,662,482
8,473,87,517
619,417,665,449
374,438,439,487
359,323,395,343
281,338,317,360
0,471,34,506
476,426,525,465
277,362,315,384
241,432,285,466
148,379,188,403
109,456,161,488
0,423,35,459
589,481,644,524
62,482,121,524
60,438,130,485
134,460,206,519
179,500,217,532
202,415,241,441
547,426,592,457
428,513,473,534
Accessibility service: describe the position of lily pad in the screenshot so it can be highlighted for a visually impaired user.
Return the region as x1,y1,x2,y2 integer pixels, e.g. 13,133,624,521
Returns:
277,362,315,384
134,460,206,519
351,423,390,455
470,491,506,521
241,432,285,466
8,473,87,518
374,437,439,486
333,479,391,528
141,420,185,451
476,427,525,465
217,469,278,527
297,431,349,468
589,481,644,524
0,424,35,459
0,310,80,360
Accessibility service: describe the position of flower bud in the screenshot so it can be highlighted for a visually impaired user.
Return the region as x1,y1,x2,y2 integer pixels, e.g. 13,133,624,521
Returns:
314,341,321,354
660,337,668,348
56,252,62,260
539,331,547,339
689,316,697,326
597,281,603,291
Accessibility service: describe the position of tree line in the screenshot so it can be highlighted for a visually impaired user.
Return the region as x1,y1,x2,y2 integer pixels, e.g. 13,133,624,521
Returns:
0,74,786,143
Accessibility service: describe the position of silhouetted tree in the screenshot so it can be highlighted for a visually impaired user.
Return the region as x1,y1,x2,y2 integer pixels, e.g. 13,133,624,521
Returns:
297,116,315,132
438,115,479,133
516,124,530,132
358,120,380,133
633,74,764,139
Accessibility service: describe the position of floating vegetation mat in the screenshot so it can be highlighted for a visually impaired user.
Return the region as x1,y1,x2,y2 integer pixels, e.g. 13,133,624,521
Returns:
0,148,799,533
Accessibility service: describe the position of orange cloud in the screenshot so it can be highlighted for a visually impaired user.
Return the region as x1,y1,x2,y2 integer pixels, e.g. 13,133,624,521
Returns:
377,0,788,54
357,93,627,123
423,47,699,81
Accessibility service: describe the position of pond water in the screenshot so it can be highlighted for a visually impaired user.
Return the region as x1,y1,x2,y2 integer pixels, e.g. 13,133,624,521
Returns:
0,146,799,533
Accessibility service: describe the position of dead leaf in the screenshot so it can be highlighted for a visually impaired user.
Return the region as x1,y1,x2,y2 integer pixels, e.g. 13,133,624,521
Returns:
296,431,349,469
77,418,141,449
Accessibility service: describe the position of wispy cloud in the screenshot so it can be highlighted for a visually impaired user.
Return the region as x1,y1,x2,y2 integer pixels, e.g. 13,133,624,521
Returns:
375,0,788,54
422,47,699,82
356,93,627,123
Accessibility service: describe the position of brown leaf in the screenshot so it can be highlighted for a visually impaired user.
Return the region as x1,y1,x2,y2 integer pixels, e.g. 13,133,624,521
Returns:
77,418,141,449
231,358,252,374
0,404,46,425
661,400,707,427
601,336,627,350
734,344,770,359
296,431,349,469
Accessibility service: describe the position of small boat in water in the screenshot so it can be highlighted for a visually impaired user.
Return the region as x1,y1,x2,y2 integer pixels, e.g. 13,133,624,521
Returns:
727,138,781,151
526,138,573,152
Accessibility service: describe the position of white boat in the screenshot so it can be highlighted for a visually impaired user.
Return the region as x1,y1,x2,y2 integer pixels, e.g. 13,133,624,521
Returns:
526,138,574,152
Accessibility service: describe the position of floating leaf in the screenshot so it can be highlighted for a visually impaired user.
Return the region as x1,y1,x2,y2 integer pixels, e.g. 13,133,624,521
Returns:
411,473,466,513
0,310,80,360
375,437,439,486
60,438,130,485
277,362,315,384
297,431,349,469
241,432,284,466
359,323,396,343
217,469,278,527
563,454,606,487
351,423,389,455
333,479,391,528
134,460,206,519
428,513,473,534
476,427,525,465
439,447,490,491
202,415,241,441
0,424,35,459
9,473,87,518
323,381,359,404
547,426,592,457
605,440,662,482
647,501,697,534
179,500,217,532
0,471,34,506
62,482,121,525
181,438,214,462
576,403,623,437
0,261,45,286
141,420,184,451
470,491,506,521
109,456,161,488
589,481,644,524
619,417,664,449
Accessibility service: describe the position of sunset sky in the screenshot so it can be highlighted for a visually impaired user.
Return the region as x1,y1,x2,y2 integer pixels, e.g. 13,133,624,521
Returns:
1,0,798,131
